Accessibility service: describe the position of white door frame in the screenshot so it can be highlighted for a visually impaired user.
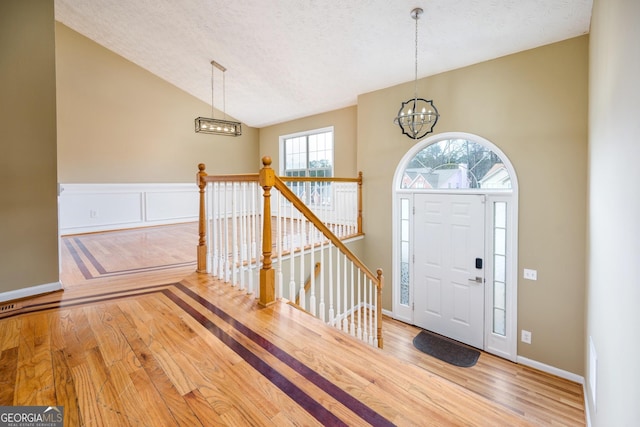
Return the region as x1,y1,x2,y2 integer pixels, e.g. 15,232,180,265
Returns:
391,132,519,361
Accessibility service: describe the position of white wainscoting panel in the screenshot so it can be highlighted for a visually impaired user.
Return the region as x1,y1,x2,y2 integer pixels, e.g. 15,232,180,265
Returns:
59,183,198,235
145,189,199,222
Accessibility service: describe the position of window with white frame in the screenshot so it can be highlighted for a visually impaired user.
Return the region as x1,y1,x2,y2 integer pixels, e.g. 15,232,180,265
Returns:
281,128,334,205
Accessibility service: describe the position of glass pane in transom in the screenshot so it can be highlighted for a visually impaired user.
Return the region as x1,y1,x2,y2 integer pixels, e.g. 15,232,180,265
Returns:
401,139,512,190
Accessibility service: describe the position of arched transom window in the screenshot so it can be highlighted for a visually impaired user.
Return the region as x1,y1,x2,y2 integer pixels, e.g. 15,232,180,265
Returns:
393,132,518,360
400,139,512,190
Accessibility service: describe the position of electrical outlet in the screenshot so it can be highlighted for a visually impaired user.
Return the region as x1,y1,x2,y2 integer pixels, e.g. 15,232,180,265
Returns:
90,209,98,218
523,268,537,280
521,329,532,344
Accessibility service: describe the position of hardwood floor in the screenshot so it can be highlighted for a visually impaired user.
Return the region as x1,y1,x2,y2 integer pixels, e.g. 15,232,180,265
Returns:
0,223,585,426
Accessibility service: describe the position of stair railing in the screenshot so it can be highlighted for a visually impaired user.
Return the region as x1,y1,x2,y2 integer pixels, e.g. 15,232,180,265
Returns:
196,157,383,348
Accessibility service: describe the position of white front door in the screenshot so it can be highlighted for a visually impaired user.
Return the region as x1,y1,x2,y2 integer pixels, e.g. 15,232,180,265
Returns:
413,193,485,349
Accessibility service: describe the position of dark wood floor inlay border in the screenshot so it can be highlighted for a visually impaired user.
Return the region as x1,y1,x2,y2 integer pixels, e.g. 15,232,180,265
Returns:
5,281,393,426
63,238,93,279
163,289,350,426
176,283,395,427
65,237,195,279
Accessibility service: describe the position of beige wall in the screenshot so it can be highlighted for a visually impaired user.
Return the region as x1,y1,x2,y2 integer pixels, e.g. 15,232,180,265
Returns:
0,0,60,294
259,106,358,177
357,36,588,374
587,0,640,424
1,3,592,381
56,23,260,183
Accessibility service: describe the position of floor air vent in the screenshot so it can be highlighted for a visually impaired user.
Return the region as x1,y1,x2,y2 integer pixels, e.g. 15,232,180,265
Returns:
0,302,21,314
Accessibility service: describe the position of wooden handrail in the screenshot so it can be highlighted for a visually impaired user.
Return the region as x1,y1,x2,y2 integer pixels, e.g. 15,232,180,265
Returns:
281,173,363,235
202,173,259,183
280,176,360,183
195,164,363,277
273,174,379,284
196,158,383,347
268,159,383,347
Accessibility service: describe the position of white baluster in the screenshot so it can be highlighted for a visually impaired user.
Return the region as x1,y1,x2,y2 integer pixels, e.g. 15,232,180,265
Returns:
204,182,213,274
362,273,368,344
319,239,325,322
213,182,220,277
298,211,306,310
216,183,224,278
333,248,342,329
223,183,230,282
246,183,252,294
357,269,362,340
330,245,336,327
254,186,262,301
349,260,355,336
288,199,296,301
276,191,283,299
342,183,347,236
368,277,374,346
373,277,378,348
309,222,316,316
237,182,247,291
334,183,341,238
247,182,257,294
231,183,238,286
342,252,348,333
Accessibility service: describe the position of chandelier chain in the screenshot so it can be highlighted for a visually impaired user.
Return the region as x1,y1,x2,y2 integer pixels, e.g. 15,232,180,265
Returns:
414,9,419,102
393,7,438,140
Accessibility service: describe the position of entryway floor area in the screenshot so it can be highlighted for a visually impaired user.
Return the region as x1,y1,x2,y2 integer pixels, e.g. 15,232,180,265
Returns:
37,223,587,425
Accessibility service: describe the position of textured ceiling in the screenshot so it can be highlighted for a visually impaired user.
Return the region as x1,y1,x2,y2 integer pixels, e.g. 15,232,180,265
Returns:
54,0,593,128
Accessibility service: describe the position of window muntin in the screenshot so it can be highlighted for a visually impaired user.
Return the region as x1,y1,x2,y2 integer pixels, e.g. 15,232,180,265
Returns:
400,139,512,190
400,198,411,306
493,201,507,336
282,128,334,206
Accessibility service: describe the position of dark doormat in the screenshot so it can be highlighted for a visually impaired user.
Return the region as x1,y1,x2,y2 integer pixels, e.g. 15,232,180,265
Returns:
412,330,480,368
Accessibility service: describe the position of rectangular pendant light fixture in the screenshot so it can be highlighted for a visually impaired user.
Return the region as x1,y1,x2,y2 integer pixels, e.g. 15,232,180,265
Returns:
195,60,242,137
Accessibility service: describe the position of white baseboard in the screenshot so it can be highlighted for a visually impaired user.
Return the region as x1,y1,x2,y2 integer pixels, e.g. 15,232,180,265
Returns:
382,308,393,317
517,355,584,384
0,281,62,303
584,383,592,427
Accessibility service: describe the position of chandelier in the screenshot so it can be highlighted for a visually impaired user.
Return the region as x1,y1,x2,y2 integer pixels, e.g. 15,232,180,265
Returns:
195,60,242,136
393,7,439,140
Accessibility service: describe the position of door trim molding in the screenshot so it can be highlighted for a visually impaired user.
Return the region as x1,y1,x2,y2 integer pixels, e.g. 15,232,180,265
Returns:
391,132,519,361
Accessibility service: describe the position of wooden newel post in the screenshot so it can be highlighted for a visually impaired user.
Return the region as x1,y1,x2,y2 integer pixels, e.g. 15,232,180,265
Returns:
376,268,384,349
258,156,276,307
197,163,208,273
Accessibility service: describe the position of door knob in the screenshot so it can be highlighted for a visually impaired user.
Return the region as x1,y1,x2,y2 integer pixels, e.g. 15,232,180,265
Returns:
468,276,483,284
